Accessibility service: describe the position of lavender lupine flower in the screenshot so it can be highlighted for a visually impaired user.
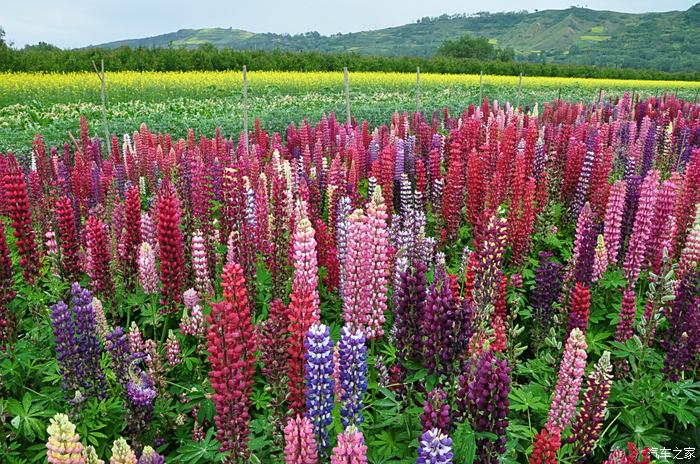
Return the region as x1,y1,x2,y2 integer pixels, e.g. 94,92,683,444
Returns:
420,389,451,434
183,288,199,310
138,446,165,464
140,212,157,249
570,150,595,222
603,180,627,264
336,196,351,297
338,326,368,428
106,327,131,382
530,252,563,338
416,428,453,464
568,352,613,456
571,203,597,286
331,426,367,464
546,328,588,432
138,242,158,294
305,323,335,453
465,350,510,464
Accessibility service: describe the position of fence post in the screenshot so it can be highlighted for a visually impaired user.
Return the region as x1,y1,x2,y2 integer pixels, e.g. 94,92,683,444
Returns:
243,65,249,155
694,88,699,103
416,66,421,113
516,73,523,108
91,59,110,148
344,67,351,127
479,71,483,104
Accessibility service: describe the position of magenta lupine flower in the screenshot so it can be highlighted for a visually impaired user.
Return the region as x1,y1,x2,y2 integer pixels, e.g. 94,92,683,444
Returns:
592,235,608,283
416,428,453,464
615,288,637,343
420,388,452,434
331,426,367,464
604,180,627,264
138,242,158,294
165,330,181,367
342,209,370,333
568,351,613,456
191,229,213,298
570,202,597,285
284,415,318,464
363,186,389,339
623,170,659,284
546,328,588,433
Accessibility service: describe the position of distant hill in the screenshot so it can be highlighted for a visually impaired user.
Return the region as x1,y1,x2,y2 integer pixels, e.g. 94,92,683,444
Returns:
93,4,700,73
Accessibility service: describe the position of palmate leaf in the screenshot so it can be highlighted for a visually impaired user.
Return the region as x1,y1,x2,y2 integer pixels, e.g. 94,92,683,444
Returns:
452,421,476,464
174,427,225,464
6,393,53,443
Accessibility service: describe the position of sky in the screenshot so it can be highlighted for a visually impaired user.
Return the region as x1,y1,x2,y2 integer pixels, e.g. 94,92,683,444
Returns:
2,0,697,49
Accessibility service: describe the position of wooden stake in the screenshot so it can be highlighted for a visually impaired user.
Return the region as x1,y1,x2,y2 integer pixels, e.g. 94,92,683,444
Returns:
243,65,248,155
91,59,110,148
517,73,522,108
416,66,421,113
479,71,483,104
344,67,351,126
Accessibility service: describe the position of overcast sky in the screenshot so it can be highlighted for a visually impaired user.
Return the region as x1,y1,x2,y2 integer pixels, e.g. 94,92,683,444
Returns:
2,0,696,48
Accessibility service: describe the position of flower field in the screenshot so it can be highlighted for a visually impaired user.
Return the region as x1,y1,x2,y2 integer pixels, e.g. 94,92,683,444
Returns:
1,90,700,464
2,70,700,153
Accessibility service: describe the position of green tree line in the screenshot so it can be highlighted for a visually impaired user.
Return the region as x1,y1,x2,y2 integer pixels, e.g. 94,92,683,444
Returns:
1,39,699,81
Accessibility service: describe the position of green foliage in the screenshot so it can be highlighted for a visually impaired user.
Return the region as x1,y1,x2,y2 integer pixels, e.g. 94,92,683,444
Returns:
436,34,514,62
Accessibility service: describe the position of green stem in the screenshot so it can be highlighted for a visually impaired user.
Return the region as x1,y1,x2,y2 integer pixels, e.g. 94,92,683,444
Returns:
151,293,158,340
161,315,170,344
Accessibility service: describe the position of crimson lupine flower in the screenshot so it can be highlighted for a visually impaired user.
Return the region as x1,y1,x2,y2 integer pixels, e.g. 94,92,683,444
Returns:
416,428,453,464
546,328,587,432
284,415,318,464
463,350,510,464
3,153,40,282
124,185,142,284
330,426,367,464
157,180,184,313
0,220,14,305
529,428,560,464
567,282,591,335
420,388,451,434
55,195,81,279
86,216,114,298
568,351,613,456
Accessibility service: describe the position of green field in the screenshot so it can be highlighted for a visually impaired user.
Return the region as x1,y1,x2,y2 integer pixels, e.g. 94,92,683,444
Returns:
2,70,699,153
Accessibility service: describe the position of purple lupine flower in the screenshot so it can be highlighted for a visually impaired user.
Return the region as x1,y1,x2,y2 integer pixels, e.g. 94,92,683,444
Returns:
618,175,641,265
661,270,700,381
615,288,637,343
416,428,453,464
464,350,510,463
338,325,367,428
50,300,79,392
472,214,508,313
420,389,451,434
139,446,165,464
570,150,595,222
305,323,335,453
393,260,428,363
571,203,598,286
531,252,564,338
568,351,613,456
105,327,131,382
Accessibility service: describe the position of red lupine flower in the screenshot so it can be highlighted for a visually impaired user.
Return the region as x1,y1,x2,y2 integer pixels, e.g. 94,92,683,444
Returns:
3,153,40,282
567,282,591,335
207,262,256,460
55,195,81,280
157,180,184,313
529,428,561,464
123,185,142,285
86,216,114,298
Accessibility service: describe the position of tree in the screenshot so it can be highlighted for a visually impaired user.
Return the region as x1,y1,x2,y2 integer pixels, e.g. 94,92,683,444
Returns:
435,35,497,60
0,26,6,49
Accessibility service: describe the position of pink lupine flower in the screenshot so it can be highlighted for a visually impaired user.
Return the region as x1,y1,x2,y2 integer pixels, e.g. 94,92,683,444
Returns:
331,426,368,464
342,209,370,334
363,186,389,339
604,180,627,264
623,170,659,284
679,204,700,275
592,235,608,283
165,330,181,367
283,415,318,464
546,328,588,432
191,229,213,298
138,242,158,294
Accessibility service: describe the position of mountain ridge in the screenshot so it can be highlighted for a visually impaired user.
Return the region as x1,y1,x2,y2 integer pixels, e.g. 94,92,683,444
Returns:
91,4,700,73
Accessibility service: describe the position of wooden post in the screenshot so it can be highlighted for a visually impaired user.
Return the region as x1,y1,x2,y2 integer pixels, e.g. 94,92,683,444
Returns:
416,66,421,113
558,88,561,100
344,67,351,126
694,88,699,103
598,88,603,104
516,73,523,108
243,65,248,155
91,59,110,148
479,71,483,104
